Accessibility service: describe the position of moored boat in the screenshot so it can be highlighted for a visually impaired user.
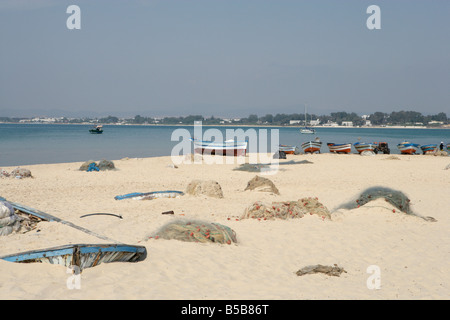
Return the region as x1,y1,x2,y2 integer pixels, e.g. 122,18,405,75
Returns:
353,142,376,154
299,104,316,134
301,138,322,154
191,139,247,156
420,144,437,154
0,243,147,271
327,143,352,154
397,141,420,154
300,127,315,134
89,125,103,134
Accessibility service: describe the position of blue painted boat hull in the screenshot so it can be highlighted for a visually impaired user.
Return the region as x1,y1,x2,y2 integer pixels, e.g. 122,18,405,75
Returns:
0,243,147,270
114,190,184,200
420,144,437,154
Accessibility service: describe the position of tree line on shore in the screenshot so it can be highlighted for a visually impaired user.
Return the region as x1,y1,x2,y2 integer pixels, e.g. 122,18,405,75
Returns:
1,110,448,127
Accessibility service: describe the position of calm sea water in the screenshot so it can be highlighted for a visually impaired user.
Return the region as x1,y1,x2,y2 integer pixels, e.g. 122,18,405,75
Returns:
0,123,449,166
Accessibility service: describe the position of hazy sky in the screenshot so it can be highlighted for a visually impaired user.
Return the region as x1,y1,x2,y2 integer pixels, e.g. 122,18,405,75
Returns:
1,0,449,118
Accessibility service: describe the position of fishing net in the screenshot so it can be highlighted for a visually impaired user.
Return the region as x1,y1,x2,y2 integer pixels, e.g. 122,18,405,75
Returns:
185,180,224,198
384,155,401,160
98,159,116,170
241,197,331,220
79,160,97,171
0,201,21,236
148,220,237,245
296,264,347,277
233,163,273,173
0,167,32,179
334,186,437,221
335,187,413,214
244,175,280,195
79,159,116,171
0,169,10,178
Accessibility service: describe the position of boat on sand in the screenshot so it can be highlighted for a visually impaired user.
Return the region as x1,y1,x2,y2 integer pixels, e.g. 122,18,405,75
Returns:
327,143,352,154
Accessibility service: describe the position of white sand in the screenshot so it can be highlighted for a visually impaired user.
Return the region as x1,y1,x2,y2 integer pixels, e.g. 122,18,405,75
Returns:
0,153,449,300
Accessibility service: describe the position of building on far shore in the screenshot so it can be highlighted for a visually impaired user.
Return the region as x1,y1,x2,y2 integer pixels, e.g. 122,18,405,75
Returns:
19,117,64,123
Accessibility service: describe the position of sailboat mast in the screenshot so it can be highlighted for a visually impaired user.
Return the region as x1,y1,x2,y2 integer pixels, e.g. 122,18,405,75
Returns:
304,104,307,127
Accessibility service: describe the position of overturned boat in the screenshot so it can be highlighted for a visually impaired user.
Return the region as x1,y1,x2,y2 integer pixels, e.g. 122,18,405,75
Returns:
114,190,184,200
0,243,147,271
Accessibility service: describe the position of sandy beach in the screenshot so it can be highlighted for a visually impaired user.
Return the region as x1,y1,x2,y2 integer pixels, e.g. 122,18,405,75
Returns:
0,152,449,300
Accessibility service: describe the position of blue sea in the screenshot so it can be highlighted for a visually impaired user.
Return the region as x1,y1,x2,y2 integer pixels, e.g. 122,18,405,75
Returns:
0,123,449,166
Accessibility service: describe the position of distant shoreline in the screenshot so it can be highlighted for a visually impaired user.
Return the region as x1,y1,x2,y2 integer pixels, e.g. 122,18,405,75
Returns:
0,122,448,130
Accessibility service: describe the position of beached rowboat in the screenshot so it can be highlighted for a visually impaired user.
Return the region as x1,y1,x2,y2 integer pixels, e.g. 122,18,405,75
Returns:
191,139,247,156
397,141,420,154
301,140,322,154
420,144,437,154
327,143,352,154
353,142,376,154
278,145,300,155
0,243,147,271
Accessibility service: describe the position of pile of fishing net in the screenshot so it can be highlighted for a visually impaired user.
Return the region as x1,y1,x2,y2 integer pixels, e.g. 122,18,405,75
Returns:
244,175,279,195
0,167,32,179
433,150,448,157
233,163,279,173
185,180,224,198
241,197,331,220
0,169,9,178
336,186,412,213
0,201,21,236
334,186,437,222
147,220,237,245
296,264,347,277
79,159,116,171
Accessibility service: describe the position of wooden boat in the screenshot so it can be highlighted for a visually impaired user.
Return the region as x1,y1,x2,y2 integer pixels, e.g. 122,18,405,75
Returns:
447,143,450,152
114,190,184,200
191,139,247,156
0,243,147,271
278,145,300,155
420,144,437,154
327,143,352,154
397,141,420,154
353,142,376,153
301,139,322,154
89,125,103,134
